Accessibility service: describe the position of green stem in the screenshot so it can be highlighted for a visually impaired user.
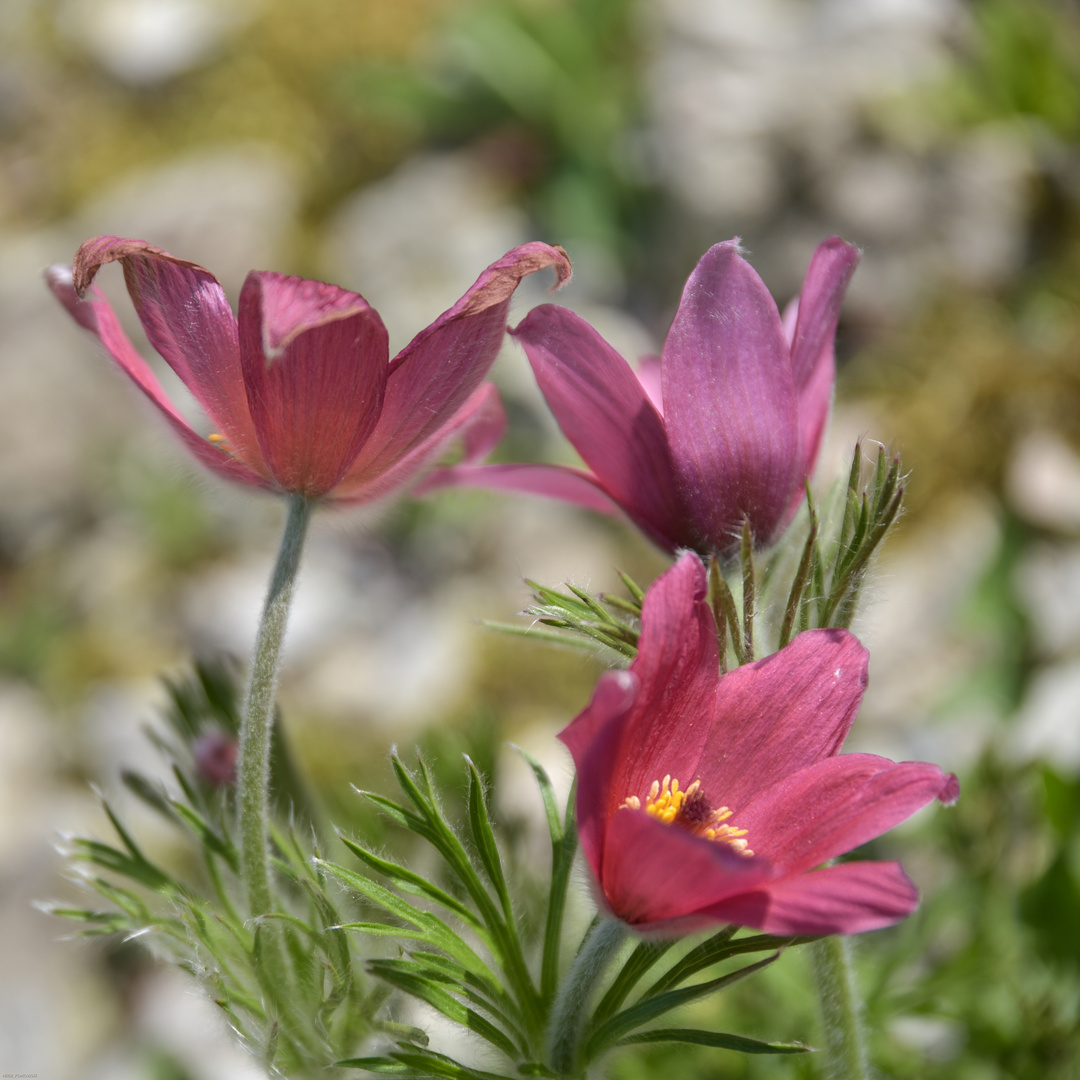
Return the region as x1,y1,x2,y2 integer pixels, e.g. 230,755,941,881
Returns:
237,494,313,922
546,918,627,1077
810,935,868,1080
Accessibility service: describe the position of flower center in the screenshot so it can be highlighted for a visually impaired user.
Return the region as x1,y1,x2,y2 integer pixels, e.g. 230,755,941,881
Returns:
621,775,753,856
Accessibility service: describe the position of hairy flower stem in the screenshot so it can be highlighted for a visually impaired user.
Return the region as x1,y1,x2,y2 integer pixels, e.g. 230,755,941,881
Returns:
547,918,627,1077
237,495,313,927
811,935,868,1080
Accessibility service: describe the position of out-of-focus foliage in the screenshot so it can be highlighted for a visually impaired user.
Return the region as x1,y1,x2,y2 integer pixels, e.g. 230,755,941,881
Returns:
337,0,651,267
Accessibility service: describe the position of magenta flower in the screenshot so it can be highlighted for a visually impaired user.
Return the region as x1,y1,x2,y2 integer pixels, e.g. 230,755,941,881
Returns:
46,236,570,502
561,553,958,937
424,238,858,556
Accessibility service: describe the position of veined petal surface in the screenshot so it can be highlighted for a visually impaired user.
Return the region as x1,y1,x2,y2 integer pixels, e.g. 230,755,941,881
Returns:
662,241,800,551
46,266,269,489
72,236,258,460
348,243,571,484
238,271,389,497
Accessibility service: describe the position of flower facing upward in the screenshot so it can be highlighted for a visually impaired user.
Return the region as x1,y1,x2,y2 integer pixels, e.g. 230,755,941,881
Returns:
47,236,571,502
423,238,858,557
561,553,958,937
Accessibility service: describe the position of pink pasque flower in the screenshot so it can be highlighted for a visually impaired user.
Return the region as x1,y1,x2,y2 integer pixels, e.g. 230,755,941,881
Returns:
46,236,570,502
561,553,958,937
423,238,858,556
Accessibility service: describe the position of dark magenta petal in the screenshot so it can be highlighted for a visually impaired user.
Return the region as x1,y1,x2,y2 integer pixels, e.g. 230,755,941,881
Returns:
414,461,626,518
736,754,960,875
46,265,271,490
352,243,571,480
705,861,919,936
598,804,772,932
332,382,506,505
697,628,869,810
787,237,860,481
661,241,800,553
512,305,687,549
238,272,389,497
72,236,260,464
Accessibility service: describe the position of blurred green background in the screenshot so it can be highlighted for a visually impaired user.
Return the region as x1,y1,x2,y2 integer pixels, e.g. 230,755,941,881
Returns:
1,0,1080,1076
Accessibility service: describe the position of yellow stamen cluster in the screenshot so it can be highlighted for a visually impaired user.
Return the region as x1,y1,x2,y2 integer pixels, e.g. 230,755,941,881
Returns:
621,774,753,856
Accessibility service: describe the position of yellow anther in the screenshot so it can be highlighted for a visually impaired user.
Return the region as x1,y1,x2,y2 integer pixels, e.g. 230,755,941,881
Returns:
208,433,226,443
623,774,754,857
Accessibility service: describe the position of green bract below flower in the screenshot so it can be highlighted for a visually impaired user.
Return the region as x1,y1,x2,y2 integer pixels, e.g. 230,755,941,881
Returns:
47,235,570,502
563,552,959,937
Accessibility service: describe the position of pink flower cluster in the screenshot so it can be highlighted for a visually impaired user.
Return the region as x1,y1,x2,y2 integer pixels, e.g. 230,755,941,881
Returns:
48,233,955,939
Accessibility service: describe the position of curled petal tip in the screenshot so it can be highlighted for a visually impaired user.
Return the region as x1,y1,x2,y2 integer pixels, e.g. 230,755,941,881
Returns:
549,244,572,291
71,235,213,296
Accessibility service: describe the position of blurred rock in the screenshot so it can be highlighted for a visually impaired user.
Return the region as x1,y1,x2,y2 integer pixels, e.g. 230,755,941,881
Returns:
1012,660,1080,773
646,0,1034,313
56,0,257,85
1015,543,1080,657
1006,430,1080,534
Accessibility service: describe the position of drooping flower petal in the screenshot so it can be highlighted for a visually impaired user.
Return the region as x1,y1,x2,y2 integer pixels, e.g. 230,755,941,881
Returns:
349,243,571,484
72,236,259,462
238,271,389,497
46,266,270,490
334,382,509,505
512,305,687,548
662,241,800,550
53,235,565,507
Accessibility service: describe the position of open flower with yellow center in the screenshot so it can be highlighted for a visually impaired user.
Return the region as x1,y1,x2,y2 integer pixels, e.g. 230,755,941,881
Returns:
560,553,959,937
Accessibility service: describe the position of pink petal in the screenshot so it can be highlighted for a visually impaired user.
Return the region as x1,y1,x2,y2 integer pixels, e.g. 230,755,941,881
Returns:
512,305,688,551
695,629,869,811
561,555,718,839
598,803,773,932
635,355,664,414
705,860,919,936
349,243,571,482
72,236,259,463
559,669,639,876
331,382,505,505
46,265,270,490
414,461,626,518
238,271,389,497
735,753,959,875
661,240,800,553
787,237,860,481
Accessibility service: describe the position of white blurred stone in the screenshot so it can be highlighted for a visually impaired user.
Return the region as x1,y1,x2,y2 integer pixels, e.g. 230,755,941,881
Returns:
1006,430,1080,533
1015,543,1080,656
645,0,1035,314
56,0,257,85
1012,661,1080,773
